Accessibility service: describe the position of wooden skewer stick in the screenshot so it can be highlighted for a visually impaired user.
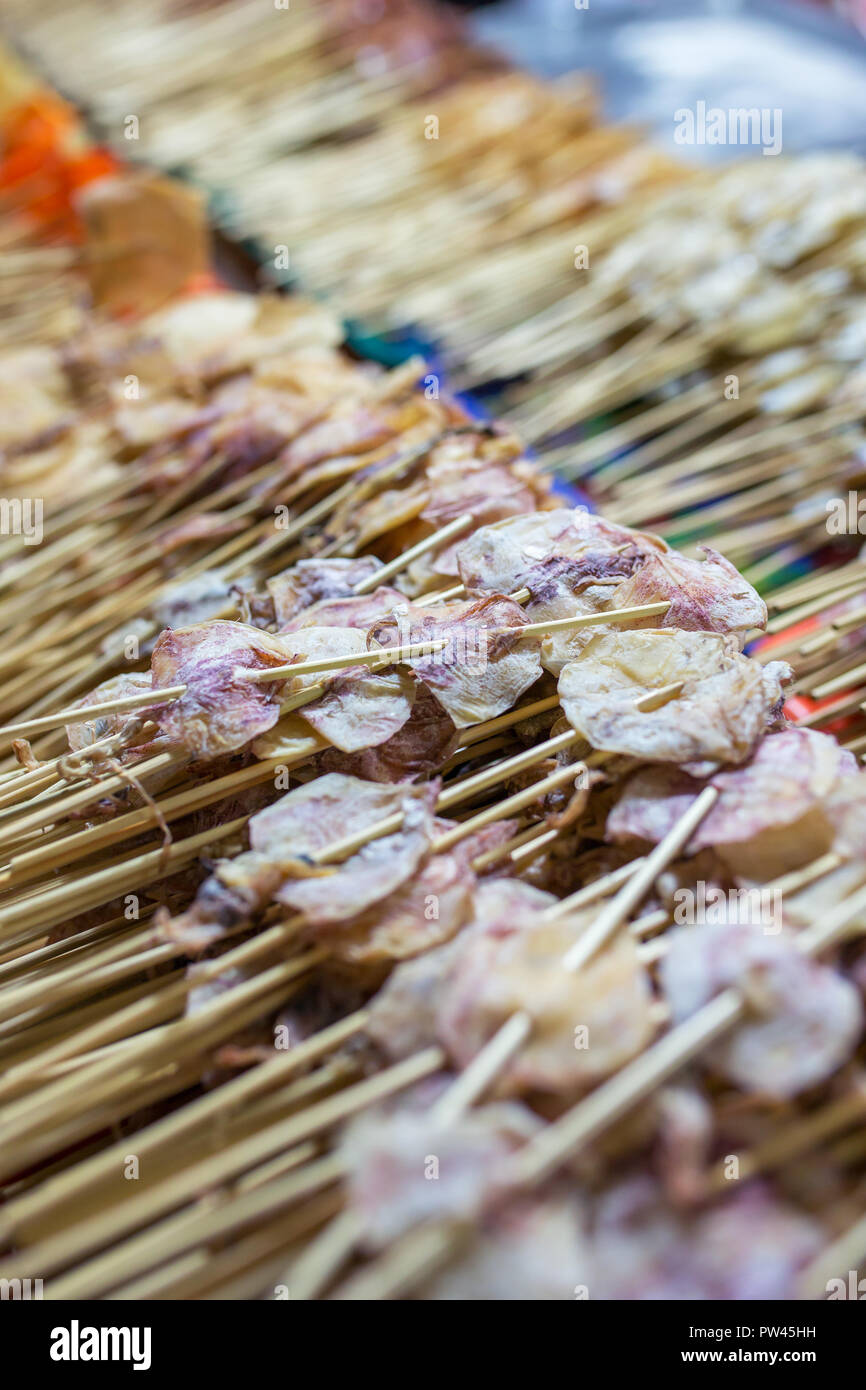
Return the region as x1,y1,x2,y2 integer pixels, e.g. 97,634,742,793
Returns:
500,600,670,638
433,762,585,854
223,432,446,578
457,692,560,746
286,1208,367,1302
439,729,580,809
1,753,314,888
5,1049,444,1296
237,639,448,684
541,857,645,916
308,731,577,867
221,834,851,1287
1,760,577,1069
5,717,569,1106
0,751,180,844
0,687,186,741
474,821,561,871
554,786,720,967
0,942,323,1159
115,1188,341,1301
0,719,146,811
0,695,567,936
705,1087,866,1195
432,782,718,1125
796,693,866,728
0,941,183,1031
0,710,581,1121
0,600,665,734
46,1158,345,1302
0,814,249,942
765,579,866,637
813,659,866,700
0,1011,370,1250
232,845,656,1301
831,602,866,633
415,583,466,607
352,513,475,594
317,681,682,866
335,1220,464,1303
242,601,670,687
297,681,688,1286
770,852,844,897
562,818,840,977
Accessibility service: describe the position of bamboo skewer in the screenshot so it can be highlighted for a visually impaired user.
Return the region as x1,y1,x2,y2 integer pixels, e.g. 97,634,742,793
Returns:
0,605,666,736
0,754,312,889
240,601,671,686
0,689,561,902
14,1050,444,1298
705,1089,866,1195
431,783,719,1125
0,751,180,844
0,662,683,1197
0,687,187,740
557,787,720,968
0,693,568,949
352,513,474,593
284,682,688,1287
238,639,448,684
0,1010,370,1249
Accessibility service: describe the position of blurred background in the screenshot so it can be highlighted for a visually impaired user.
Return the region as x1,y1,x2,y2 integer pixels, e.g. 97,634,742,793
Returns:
473,0,866,157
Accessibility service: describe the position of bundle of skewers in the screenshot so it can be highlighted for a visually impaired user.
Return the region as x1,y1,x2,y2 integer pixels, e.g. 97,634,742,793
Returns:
470,159,866,590
1,276,866,1300
0,0,684,327
5,0,866,634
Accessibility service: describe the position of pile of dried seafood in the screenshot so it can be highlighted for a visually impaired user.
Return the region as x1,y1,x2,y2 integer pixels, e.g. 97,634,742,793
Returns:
0,283,865,1300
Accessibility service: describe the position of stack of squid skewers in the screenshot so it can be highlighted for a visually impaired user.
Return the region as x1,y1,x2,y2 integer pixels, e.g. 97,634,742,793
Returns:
0,286,865,1299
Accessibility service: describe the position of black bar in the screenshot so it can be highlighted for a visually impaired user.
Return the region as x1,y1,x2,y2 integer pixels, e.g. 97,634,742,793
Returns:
4,1298,862,1375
